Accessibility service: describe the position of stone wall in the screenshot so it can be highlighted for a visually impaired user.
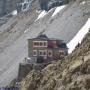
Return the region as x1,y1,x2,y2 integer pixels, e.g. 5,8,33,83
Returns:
18,63,48,82
18,63,33,81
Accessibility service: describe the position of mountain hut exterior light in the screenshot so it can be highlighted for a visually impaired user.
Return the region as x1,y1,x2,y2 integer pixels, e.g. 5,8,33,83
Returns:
28,34,68,63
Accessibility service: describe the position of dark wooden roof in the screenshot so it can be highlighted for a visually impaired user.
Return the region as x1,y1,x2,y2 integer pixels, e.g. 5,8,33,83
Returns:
31,34,68,49
33,34,49,40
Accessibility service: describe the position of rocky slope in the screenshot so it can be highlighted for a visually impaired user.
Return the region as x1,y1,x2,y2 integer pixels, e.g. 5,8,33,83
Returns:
0,0,22,17
0,0,39,86
19,30,90,90
0,0,90,86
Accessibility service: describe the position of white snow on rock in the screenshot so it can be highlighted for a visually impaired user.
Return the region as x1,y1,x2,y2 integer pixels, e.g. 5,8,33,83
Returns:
80,1,86,5
35,10,47,21
52,5,67,17
12,10,17,16
67,18,90,54
35,5,65,21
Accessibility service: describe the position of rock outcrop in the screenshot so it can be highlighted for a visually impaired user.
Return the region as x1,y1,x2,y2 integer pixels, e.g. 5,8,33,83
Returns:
18,30,90,90
0,0,22,17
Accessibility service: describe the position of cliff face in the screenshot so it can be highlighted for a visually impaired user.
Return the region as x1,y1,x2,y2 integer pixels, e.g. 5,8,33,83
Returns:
0,0,70,17
0,0,22,17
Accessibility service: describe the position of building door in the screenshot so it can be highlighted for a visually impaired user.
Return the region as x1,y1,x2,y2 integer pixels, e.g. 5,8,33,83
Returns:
53,51,60,60
37,56,44,63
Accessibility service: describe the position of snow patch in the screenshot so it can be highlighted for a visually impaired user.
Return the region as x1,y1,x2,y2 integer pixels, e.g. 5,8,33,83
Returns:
67,18,90,54
12,10,17,15
36,10,41,14
52,5,66,17
80,1,86,5
24,28,30,33
35,10,47,21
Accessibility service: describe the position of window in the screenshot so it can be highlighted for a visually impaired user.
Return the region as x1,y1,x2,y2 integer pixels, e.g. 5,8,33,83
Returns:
44,51,46,55
33,50,37,56
61,52,64,55
34,42,37,46
44,42,47,46
49,52,52,55
39,51,43,55
59,51,64,56
37,42,39,46
39,50,47,56
40,42,43,46
33,41,47,47
48,50,52,57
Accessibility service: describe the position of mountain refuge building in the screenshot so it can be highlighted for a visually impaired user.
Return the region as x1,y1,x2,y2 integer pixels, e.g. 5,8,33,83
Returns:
28,34,68,63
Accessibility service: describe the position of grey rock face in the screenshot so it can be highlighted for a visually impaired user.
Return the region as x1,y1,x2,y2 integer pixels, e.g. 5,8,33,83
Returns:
0,0,22,17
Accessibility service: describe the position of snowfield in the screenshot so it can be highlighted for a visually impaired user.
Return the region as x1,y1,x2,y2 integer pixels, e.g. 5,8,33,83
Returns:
35,10,47,21
67,18,90,53
0,0,90,86
12,10,17,16
52,5,67,17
